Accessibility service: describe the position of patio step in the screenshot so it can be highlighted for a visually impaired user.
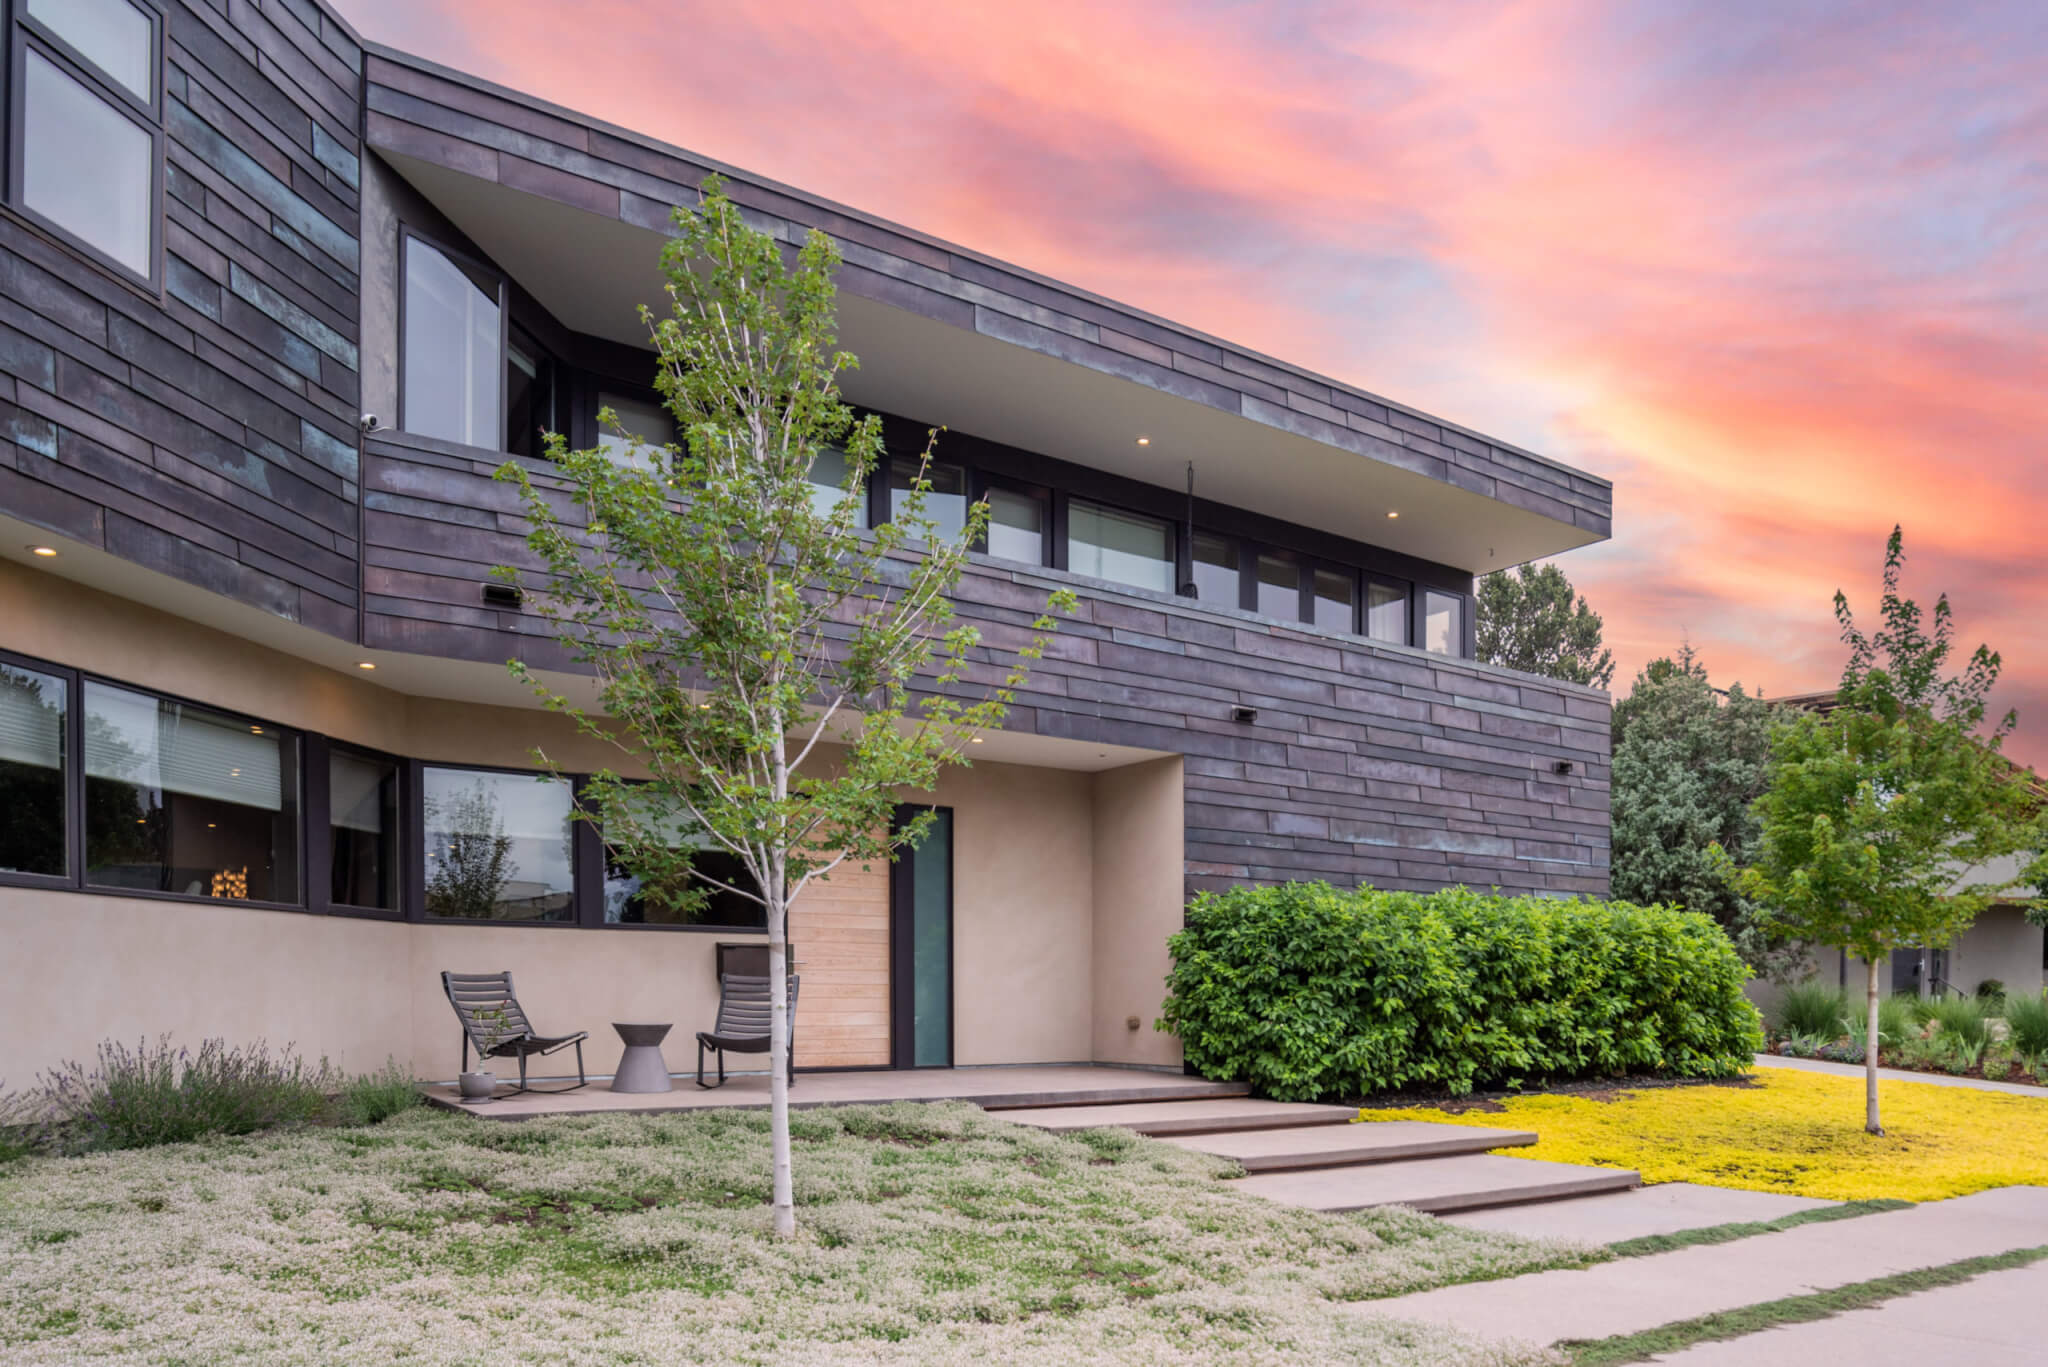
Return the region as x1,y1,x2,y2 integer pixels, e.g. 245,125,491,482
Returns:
998,1097,1358,1136
1232,1152,1640,1214
1164,1119,1537,1173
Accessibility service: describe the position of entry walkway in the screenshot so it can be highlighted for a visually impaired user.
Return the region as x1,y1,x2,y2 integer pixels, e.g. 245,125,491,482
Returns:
1755,1052,2048,1096
423,1064,1244,1120
1351,1185,2048,1347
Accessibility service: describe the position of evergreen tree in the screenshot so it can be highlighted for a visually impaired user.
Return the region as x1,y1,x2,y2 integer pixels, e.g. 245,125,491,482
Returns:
1475,562,1615,688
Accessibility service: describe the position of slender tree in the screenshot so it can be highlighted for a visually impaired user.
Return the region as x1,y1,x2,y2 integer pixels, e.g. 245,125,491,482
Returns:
1725,528,2047,1134
1610,644,1789,975
495,178,1069,1236
1475,562,1615,688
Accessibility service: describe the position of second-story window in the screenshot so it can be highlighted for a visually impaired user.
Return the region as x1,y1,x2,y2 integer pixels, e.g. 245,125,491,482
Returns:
11,0,163,282
1068,498,1174,593
1424,589,1465,656
401,234,502,448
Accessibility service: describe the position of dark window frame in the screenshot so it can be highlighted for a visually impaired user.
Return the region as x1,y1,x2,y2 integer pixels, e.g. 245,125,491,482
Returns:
889,803,954,1070
1059,493,1180,594
413,758,584,928
314,736,409,922
397,227,510,452
590,779,770,936
968,470,1052,566
5,0,167,292
0,644,77,892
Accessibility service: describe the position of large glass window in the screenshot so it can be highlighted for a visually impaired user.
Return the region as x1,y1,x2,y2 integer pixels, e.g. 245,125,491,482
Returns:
808,445,868,526
983,487,1045,564
83,683,299,903
596,391,672,468
504,325,557,460
1367,579,1409,645
422,767,574,921
20,45,154,278
402,236,501,448
29,0,153,102
889,458,968,542
330,750,399,912
0,662,67,878
1255,554,1302,621
1192,532,1239,607
1313,569,1356,634
1425,589,1465,656
601,793,766,929
1067,499,1173,593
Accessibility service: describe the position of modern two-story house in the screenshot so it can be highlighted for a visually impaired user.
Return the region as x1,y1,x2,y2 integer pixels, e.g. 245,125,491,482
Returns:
0,0,1614,1086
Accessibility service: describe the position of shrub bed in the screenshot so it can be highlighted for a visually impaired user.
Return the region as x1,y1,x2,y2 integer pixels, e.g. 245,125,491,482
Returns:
1159,883,1763,1101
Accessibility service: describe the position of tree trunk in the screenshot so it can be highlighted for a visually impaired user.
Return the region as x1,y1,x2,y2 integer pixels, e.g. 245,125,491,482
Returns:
768,734,795,1238
1864,956,1883,1136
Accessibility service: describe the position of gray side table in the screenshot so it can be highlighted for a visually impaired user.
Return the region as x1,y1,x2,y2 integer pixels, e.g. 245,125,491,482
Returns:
610,1022,674,1093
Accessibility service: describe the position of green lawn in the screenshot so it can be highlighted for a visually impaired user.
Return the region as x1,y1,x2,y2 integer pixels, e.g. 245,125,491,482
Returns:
0,1102,1583,1364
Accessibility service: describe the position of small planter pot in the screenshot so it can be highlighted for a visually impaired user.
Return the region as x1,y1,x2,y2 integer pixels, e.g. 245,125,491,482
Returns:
457,1071,498,1103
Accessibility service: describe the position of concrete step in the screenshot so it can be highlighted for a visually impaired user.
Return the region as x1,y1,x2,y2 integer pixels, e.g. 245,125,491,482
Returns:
999,1097,1359,1136
1168,1119,1537,1173
1232,1152,1640,1214
1441,1182,1834,1245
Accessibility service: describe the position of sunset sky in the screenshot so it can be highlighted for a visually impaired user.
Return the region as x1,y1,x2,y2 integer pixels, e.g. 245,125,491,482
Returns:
343,0,2048,765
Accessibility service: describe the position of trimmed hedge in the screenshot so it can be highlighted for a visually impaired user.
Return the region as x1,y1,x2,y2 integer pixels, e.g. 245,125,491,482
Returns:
1158,883,1764,1102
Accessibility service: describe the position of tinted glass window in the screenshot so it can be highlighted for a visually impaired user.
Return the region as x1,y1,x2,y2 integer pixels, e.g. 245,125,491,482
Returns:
504,326,556,459
1067,500,1173,593
330,750,399,911
596,391,672,469
808,445,868,526
422,768,574,921
22,49,152,276
1255,554,1302,620
29,0,152,102
1192,532,1239,607
402,238,500,447
1425,589,1465,656
1313,569,1355,633
602,796,766,929
0,662,67,878
1367,579,1408,644
983,487,1045,564
84,683,299,903
889,459,968,542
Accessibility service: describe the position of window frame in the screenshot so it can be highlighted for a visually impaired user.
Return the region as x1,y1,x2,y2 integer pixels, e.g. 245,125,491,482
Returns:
6,0,167,290
312,736,409,922
413,758,584,928
396,227,510,452
969,471,1052,566
592,780,770,935
1059,494,1179,594
0,645,77,892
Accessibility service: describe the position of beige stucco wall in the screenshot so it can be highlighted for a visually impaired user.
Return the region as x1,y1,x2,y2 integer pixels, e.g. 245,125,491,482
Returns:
1090,757,1186,1068
1,562,1196,1082
1949,906,2044,1000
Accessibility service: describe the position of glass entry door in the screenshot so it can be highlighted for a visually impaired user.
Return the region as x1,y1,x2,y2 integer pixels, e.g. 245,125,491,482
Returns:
890,805,953,1068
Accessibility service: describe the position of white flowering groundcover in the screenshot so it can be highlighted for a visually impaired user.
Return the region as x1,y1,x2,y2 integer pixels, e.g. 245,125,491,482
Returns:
1,1101,1586,1364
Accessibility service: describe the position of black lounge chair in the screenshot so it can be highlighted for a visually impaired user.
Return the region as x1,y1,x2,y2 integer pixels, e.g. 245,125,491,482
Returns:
696,972,799,1088
441,970,589,1094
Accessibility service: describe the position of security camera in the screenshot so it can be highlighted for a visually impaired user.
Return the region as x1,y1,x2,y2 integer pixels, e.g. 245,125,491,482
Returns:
359,413,380,434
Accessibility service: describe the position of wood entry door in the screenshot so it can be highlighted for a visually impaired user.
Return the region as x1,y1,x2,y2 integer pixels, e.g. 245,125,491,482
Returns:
890,805,954,1069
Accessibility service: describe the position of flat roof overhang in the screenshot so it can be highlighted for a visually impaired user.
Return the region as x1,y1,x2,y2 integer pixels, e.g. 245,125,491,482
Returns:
367,52,1610,576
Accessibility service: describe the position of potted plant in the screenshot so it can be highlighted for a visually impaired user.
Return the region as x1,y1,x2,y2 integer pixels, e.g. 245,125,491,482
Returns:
459,1001,512,1102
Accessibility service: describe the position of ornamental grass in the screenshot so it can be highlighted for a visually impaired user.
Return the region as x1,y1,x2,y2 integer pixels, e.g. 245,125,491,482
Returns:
1357,1068,2048,1202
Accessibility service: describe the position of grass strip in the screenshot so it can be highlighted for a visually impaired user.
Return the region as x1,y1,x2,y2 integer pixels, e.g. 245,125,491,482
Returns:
1563,1243,2048,1366
1605,1198,1912,1258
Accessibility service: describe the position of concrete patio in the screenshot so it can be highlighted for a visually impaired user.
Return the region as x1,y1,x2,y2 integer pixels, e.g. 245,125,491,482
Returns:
423,1064,1246,1120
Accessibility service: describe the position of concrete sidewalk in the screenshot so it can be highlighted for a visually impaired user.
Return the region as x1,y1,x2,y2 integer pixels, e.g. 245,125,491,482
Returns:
1355,1185,2048,1346
1647,1258,2048,1365
1754,1053,2048,1097
1442,1182,1831,1245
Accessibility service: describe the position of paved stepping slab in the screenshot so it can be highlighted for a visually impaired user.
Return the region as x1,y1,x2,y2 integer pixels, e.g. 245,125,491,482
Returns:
1441,1181,1833,1244
1353,1185,2048,1346
998,1097,1358,1136
1234,1152,1639,1214
1168,1119,1537,1172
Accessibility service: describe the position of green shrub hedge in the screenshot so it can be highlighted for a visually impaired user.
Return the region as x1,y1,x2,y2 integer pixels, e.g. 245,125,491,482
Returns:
1158,883,1763,1102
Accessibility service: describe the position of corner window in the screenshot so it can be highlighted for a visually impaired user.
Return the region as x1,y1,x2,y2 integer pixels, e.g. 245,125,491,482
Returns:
1191,532,1239,607
0,660,67,879
888,458,968,542
1067,499,1173,593
1313,569,1356,634
83,682,300,903
1255,554,1302,621
983,486,1047,565
1424,589,1465,656
422,767,573,922
1367,579,1408,645
12,0,163,282
329,749,400,912
401,235,502,448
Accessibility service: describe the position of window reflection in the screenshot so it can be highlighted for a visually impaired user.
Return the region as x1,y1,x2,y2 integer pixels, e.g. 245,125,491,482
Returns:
0,663,67,878
422,768,573,921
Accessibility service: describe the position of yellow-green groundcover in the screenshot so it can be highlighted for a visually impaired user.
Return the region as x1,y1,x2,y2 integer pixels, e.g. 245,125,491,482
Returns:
1357,1067,2048,1202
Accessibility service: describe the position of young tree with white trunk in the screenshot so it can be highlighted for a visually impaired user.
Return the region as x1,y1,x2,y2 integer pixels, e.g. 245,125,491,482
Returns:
495,178,1070,1235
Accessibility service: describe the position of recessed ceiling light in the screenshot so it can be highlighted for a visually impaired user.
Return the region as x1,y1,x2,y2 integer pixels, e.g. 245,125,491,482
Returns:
28,545,57,557
1386,511,1400,519
1136,436,1151,446
356,661,376,670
